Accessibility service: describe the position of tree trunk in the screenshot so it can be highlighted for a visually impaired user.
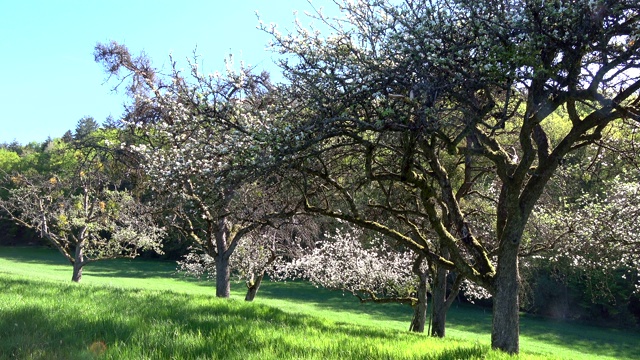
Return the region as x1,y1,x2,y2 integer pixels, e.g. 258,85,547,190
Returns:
71,243,84,282
71,262,83,282
491,240,520,354
409,267,429,333
214,217,232,298
245,272,265,301
430,264,448,337
215,255,231,298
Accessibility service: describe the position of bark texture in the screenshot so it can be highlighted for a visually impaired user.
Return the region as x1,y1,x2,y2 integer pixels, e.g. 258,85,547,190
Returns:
409,269,429,333
430,265,448,337
71,262,83,282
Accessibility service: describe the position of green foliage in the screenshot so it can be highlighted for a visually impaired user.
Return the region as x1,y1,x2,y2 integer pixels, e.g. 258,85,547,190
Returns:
0,123,180,253
0,127,165,281
0,138,78,176
0,148,20,173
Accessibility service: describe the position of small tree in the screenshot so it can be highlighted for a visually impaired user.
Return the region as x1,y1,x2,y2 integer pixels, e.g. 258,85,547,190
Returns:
0,148,20,173
178,222,311,301
74,116,100,142
0,164,164,282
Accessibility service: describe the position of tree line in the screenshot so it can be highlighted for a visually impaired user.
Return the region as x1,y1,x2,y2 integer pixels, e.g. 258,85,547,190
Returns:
1,0,639,354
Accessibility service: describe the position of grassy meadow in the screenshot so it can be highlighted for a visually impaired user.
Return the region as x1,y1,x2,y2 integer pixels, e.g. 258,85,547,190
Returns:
0,247,638,359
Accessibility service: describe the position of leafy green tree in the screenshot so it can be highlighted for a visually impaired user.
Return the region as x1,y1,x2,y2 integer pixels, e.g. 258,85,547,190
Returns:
1,141,23,156
265,0,640,353
1,139,71,246
515,116,640,325
533,174,640,307
0,148,20,173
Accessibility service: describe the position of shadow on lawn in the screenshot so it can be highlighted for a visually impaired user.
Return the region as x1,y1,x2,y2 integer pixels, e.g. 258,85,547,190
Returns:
257,281,640,359
255,280,416,324
0,306,136,359
3,248,638,359
0,246,182,280
518,313,640,360
84,258,178,279
257,280,493,333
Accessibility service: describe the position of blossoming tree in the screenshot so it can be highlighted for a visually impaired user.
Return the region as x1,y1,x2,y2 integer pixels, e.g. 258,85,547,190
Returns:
178,219,318,301
273,224,489,334
276,226,430,332
0,143,164,282
95,42,299,297
264,0,640,353
543,177,640,294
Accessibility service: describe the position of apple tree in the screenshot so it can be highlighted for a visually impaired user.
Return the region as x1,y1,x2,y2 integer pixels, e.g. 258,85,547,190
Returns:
0,141,164,282
264,0,640,353
95,42,299,297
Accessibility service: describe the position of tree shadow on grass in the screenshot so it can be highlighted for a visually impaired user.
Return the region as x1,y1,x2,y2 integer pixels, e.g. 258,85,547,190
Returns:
443,302,493,334
120,290,495,360
255,280,415,324
256,281,491,333
0,246,183,281
83,258,178,279
518,313,640,360
437,303,639,360
429,346,486,360
0,305,135,359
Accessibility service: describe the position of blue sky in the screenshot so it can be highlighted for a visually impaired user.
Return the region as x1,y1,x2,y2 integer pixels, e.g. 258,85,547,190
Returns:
0,0,339,145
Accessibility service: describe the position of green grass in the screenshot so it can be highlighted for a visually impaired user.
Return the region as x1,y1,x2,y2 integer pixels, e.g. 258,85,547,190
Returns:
1,247,638,359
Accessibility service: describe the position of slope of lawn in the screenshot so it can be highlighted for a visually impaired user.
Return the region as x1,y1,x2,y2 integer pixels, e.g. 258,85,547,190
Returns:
0,247,638,359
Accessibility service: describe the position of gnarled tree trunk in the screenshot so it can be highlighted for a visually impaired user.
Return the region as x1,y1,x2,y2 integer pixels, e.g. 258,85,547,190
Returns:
409,255,430,333
71,262,83,282
214,217,232,298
